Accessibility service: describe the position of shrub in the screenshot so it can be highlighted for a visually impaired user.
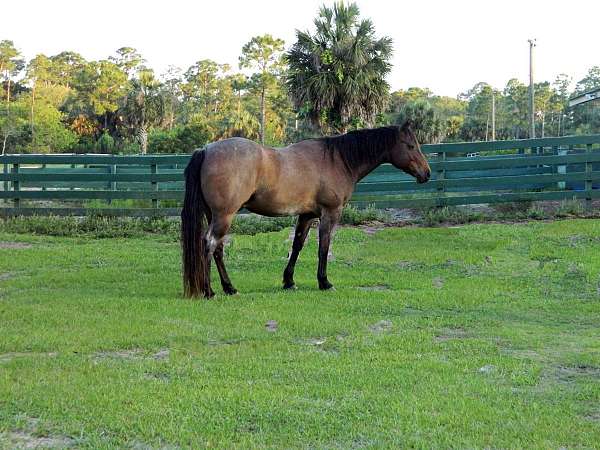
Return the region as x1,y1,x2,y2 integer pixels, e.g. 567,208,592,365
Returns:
147,129,180,154
71,135,97,153
0,215,178,239
492,201,532,215
148,125,211,154
420,206,485,226
340,204,388,225
0,204,391,239
556,199,586,217
96,131,115,153
118,140,141,154
230,215,295,235
526,204,548,220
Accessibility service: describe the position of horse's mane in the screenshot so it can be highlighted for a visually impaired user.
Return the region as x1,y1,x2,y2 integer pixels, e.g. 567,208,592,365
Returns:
319,126,400,172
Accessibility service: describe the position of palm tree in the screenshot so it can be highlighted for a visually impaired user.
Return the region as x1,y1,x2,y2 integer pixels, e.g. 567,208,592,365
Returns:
121,69,164,154
285,2,392,134
219,109,260,140
395,100,446,144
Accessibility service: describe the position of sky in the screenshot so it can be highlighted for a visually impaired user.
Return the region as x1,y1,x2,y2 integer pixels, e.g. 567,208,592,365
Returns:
4,0,599,97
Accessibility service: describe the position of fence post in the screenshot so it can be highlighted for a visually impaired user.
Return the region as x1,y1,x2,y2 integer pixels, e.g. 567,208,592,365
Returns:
70,164,75,191
41,163,47,192
12,163,20,209
107,164,117,205
436,150,446,207
586,143,593,211
151,163,158,209
2,160,8,205
555,146,567,190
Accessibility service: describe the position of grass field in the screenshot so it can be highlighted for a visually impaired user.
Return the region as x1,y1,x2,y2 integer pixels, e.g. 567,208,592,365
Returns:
1,219,600,448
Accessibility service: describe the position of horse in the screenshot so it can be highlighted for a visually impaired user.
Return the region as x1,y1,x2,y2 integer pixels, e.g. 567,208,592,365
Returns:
181,120,431,298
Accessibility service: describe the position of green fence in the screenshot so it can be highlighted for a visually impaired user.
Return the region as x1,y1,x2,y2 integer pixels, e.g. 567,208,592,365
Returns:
2,134,600,217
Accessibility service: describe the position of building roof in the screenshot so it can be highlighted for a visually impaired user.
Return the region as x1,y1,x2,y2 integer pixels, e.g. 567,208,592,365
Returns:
569,87,600,107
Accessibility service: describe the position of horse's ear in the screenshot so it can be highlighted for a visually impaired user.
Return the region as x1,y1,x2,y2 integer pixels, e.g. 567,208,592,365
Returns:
401,119,414,131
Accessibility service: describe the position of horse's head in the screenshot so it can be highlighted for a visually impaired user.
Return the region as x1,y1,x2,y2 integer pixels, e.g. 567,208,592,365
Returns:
389,120,431,183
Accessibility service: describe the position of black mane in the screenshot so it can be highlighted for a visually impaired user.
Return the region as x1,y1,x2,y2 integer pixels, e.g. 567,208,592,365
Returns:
320,126,400,172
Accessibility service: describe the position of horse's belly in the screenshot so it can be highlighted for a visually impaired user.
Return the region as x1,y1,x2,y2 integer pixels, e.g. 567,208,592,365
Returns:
243,190,315,217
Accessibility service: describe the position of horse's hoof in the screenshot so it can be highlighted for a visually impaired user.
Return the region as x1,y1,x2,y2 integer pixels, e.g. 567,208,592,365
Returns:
283,283,297,290
204,290,216,299
224,287,238,295
319,282,335,291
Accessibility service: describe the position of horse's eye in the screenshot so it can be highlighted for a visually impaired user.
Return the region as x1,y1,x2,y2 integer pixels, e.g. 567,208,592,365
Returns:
408,144,415,150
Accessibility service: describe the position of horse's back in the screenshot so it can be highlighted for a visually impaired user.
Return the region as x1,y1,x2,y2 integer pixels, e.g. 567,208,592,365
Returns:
199,138,272,214
204,137,263,164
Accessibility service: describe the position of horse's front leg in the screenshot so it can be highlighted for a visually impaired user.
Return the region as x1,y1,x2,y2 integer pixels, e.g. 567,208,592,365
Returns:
283,213,317,289
317,207,342,290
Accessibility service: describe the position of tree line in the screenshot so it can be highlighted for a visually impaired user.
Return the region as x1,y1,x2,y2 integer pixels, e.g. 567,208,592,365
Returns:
1,2,599,155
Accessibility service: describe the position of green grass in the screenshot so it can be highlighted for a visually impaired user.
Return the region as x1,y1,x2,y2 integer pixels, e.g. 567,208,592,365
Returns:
1,220,600,448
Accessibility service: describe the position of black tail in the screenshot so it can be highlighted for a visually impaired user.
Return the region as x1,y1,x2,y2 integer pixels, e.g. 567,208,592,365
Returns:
181,150,208,297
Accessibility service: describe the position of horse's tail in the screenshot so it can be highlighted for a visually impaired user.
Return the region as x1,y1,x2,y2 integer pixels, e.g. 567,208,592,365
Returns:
181,149,208,297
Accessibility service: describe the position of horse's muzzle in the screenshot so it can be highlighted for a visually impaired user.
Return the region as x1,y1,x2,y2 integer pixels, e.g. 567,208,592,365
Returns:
417,167,431,184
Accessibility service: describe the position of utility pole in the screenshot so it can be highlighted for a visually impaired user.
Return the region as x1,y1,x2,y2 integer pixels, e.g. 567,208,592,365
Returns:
528,39,536,138
491,91,496,141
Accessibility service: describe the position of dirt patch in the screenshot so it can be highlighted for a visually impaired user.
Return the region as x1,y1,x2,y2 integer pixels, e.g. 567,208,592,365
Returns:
554,365,600,382
563,234,600,248
397,260,425,271
432,277,445,289
478,364,496,374
143,371,171,382
501,349,541,359
535,364,600,392
94,348,144,359
206,338,243,346
361,225,385,236
128,440,180,450
584,409,600,422
265,320,278,332
299,337,326,346
369,320,393,333
0,352,58,363
435,327,470,342
93,348,169,361
152,349,170,360
357,284,390,291
0,272,15,281
0,242,32,250
0,431,75,449
386,208,420,222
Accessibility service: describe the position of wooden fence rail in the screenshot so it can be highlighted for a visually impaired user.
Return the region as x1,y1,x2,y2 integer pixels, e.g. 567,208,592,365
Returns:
1,134,600,217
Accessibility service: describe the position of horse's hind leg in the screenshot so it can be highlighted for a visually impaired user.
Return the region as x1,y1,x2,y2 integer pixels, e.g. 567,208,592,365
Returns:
203,212,235,297
214,241,237,295
283,213,317,289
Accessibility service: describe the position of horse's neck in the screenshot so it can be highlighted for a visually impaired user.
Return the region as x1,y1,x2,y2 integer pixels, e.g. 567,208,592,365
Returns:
351,154,387,183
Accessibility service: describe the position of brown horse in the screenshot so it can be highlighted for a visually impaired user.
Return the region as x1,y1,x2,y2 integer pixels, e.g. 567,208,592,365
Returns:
181,121,430,298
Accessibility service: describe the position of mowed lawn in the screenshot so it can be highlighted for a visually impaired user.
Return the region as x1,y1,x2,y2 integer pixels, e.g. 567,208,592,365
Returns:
1,220,600,448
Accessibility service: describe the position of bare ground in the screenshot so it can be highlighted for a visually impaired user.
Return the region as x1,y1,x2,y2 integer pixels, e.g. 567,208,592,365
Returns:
0,242,32,250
